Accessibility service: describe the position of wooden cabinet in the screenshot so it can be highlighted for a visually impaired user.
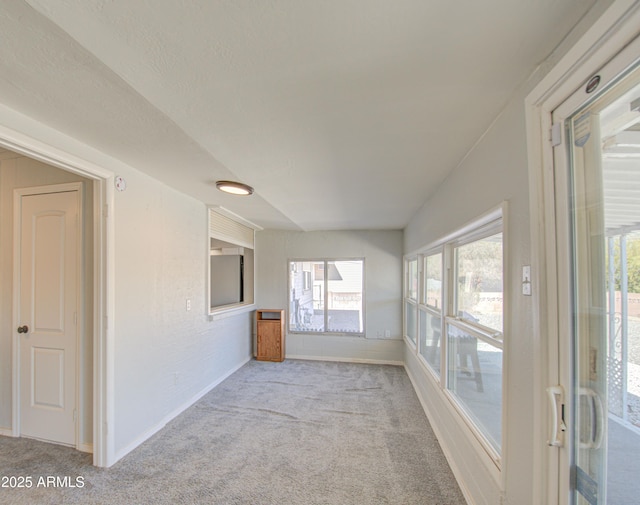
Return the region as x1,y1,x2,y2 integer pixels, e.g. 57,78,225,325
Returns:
256,309,285,362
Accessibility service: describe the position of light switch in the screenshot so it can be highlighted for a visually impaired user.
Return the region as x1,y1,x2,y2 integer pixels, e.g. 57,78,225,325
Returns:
522,266,532,296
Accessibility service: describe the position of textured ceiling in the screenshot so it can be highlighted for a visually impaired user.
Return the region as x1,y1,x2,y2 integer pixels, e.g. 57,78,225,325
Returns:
0,0,597,230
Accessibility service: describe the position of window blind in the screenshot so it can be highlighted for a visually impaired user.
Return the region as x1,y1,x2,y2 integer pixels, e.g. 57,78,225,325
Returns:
209,209,254,249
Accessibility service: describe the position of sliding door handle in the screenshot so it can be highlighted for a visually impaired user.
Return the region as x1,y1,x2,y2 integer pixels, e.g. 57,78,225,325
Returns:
579,387,604,449
547,385,566,447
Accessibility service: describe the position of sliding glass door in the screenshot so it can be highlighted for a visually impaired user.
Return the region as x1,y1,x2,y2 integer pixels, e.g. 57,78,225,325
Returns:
554,55,640,504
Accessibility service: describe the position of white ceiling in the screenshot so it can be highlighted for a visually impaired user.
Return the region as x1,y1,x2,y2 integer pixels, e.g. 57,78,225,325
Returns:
0,0,597,231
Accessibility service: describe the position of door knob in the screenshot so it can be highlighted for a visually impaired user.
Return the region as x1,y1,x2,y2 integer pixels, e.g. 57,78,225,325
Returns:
17,325,29,334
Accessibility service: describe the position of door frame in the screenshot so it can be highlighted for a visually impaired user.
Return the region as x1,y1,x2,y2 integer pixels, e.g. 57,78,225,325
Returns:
13,182,83,449
0,125,115,468
525,1,640,503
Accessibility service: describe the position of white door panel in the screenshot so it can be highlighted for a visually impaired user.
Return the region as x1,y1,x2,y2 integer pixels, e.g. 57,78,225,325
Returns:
31,347,65,409
18,189,79,446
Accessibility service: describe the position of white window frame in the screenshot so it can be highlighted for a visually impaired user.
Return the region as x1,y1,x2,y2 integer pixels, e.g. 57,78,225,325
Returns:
403,204,506,471
208,207,259,317
444,221,504,461
418,249,444,379
423,250,444,311
404,256,419,347
448,225,504,344
288,258,365,336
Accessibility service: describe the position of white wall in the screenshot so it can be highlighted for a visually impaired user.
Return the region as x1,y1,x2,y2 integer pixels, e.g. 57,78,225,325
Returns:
402,2,616,504
405,82,532,505
110,162,253,457
256,230,403,364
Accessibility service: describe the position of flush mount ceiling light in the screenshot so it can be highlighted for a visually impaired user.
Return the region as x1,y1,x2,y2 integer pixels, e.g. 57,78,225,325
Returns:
215,180,254,196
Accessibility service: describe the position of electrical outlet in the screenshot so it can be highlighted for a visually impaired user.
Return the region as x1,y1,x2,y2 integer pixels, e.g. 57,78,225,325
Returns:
385,330,391,338
186,299,191,311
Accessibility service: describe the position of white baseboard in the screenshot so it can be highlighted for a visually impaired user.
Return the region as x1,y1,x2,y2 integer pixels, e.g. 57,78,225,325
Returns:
286,354,404,366
1,429,93,455
0,427,14,437
78,442,93,454
113,356,251,464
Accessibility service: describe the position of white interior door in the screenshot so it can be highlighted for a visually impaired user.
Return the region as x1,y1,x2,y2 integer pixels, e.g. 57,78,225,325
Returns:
552,51,640,505
17,187,80,446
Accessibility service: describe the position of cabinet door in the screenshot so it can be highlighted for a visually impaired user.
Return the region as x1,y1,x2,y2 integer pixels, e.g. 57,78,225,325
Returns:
258,321,282,361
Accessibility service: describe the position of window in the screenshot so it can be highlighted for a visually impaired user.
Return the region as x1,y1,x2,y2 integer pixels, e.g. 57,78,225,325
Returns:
303,270,312,291
209,209,255,313
289,259,364,334
404,257,418,345
419,252,443,375
407,257,418,300
425,253,442,310
404,211,504,458
447,229,503,454
453,233,503,332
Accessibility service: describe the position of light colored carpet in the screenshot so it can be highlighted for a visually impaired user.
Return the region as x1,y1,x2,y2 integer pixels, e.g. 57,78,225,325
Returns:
0,359,466,504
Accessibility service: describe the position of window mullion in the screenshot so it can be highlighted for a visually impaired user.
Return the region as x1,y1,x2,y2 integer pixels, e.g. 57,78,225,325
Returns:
446,316,503,350
442,245,453,387
324,260,329,333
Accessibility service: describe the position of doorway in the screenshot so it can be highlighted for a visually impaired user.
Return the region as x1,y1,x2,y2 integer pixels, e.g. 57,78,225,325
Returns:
551,37,640,505
0,138,113,467
526,4,640,503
